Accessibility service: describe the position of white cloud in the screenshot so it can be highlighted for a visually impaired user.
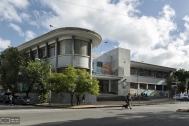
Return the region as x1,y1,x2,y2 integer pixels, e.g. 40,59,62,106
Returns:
9,23,36,41
25,30,36,41
9,23,24,36
31,0,189,70
0,0,29,22
0,38,11,49
183,15,189,22
20,13,30,21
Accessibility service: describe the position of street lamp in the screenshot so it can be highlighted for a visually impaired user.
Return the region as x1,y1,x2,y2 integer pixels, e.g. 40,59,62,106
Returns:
49,25,57,29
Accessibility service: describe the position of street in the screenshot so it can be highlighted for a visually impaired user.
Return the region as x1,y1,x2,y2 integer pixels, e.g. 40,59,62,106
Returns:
0,102,189,126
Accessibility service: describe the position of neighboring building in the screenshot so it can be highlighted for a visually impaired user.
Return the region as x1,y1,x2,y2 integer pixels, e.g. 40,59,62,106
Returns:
92,48,176,97
17,27,176,103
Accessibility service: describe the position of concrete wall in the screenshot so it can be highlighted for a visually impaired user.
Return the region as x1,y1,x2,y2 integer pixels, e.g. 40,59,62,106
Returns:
93,53,112,75
92,48,131,96
118,48,130,77
58,55,72,67
130,75,166,85
74,55,89,69
22,92,96,104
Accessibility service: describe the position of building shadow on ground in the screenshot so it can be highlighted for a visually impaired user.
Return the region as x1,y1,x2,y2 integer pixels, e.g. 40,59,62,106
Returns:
31,110,189,126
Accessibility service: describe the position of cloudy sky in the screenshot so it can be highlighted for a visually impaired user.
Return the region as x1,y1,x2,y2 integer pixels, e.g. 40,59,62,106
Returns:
0,0,189,70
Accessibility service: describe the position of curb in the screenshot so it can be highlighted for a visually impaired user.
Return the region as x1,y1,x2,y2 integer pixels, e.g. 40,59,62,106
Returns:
176,109,189,112
33,104,122,109
33,102,183,109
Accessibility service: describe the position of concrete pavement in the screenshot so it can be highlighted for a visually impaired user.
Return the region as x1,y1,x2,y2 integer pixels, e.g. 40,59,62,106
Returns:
1,103,189,126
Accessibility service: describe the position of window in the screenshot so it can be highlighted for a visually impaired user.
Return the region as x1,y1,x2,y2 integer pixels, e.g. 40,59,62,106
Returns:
74,39,89,55
59,39,72,55
139,68,147,76
130,82,138,89
148,84,154,90
48,44,55,58
148,70,155,77
163,72,169,78
156,85,162,90
31,50,37,60
97,62,103,67
156,71,162,78
39,47,46,58
140,84,146,89
131,67,138,75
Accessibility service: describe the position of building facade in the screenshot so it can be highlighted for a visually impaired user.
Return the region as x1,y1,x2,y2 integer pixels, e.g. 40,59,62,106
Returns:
93,48,176,97
16,27,176,103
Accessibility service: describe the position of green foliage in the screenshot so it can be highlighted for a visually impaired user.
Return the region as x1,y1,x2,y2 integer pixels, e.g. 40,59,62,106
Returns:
48,66,99,105
173,69,189,93
0,47,23,93
75,69,99,95
174,69,189,83
48,66,99,95
177,82,186,93
20,59,51,100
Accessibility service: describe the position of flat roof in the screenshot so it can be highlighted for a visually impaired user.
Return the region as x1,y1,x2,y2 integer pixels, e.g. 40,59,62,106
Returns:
17,27,102,51
131,60,176,72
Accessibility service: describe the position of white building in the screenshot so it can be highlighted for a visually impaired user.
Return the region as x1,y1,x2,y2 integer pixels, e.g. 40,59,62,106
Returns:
17,27,176,103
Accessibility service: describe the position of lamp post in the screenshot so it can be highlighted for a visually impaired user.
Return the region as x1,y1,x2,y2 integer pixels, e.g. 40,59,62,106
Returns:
49,25,57,29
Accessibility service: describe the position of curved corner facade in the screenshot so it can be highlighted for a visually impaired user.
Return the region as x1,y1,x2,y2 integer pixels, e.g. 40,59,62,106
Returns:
17,27,102,73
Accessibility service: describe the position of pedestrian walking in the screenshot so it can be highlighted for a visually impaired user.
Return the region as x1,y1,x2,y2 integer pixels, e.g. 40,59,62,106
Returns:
82,94,85,104
126,93,132,109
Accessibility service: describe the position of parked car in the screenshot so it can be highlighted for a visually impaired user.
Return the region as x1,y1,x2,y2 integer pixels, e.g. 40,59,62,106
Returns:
12,95,19,104
0,92,11,103
179,94,188,101
172,94,180,100
173,94,188,101
14,96,33,105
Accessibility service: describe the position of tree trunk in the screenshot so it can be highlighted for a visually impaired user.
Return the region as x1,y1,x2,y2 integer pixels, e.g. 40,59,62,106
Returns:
70,93,74,106
187,82,189,94
26,87,31,97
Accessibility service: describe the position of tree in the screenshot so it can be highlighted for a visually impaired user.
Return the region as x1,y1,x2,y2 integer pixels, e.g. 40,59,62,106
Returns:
48,66,99,106
165,75,175,100
177,82,186,93
174,69,189,93
20,59,51,100
0,47,23,94
174,69,188,82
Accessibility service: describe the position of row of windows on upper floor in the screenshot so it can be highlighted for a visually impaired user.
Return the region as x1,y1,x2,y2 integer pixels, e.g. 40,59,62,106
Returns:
130,83,167,90
29,39,90,59
131,67,170,78
95,62,170,78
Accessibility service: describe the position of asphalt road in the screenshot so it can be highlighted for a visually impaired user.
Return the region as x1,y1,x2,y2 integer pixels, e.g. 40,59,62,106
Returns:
0,102,189,126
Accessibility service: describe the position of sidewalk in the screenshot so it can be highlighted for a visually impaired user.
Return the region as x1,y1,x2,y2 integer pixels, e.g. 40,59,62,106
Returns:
34,98,182,109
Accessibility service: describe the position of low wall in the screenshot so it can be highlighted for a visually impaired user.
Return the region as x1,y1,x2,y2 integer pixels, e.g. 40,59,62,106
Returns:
16,92,97,104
